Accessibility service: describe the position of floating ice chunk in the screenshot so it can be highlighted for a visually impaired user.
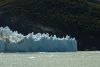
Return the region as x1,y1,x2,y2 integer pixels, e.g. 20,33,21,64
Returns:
28,56,36,59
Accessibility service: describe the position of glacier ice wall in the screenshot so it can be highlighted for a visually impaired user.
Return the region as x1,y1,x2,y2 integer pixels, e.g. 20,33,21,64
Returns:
0,26,77,52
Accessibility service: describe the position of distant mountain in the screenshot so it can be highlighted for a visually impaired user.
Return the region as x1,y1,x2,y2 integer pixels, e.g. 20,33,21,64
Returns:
0,0,100,50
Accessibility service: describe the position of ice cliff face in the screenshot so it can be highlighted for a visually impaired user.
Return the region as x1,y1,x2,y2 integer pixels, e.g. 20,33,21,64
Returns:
0,26,77,52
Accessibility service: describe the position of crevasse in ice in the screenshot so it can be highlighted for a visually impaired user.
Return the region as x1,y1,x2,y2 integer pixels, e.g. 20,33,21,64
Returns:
0,26,77,52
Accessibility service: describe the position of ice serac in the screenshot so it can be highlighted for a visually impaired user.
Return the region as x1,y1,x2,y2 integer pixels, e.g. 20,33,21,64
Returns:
0,26,77,52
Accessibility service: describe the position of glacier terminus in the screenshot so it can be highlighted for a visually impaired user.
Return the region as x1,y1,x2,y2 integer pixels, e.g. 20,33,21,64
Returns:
0,26,77,52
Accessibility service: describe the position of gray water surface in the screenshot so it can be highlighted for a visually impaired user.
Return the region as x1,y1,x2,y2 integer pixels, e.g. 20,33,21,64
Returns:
0,51,100,67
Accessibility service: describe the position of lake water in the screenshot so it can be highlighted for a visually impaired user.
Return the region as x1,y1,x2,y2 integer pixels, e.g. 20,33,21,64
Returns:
0,51,100,67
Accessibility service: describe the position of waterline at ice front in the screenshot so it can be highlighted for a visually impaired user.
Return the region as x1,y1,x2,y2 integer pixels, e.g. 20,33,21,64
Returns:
0,26,77,52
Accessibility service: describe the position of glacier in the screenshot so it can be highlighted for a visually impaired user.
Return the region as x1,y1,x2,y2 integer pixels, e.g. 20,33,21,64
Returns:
0,26,77,52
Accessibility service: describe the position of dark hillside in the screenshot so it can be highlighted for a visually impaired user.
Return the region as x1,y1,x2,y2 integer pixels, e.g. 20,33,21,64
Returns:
0,0,100,50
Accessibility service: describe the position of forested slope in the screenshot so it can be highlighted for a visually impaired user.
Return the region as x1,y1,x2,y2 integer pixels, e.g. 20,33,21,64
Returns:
0,0,100,50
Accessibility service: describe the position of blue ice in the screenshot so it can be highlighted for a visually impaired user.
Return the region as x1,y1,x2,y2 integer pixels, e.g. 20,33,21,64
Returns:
0,26,77,52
